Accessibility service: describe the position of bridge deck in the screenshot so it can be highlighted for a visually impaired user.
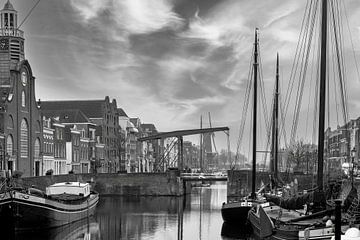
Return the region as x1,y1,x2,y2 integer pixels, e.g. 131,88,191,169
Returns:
180,174,227,181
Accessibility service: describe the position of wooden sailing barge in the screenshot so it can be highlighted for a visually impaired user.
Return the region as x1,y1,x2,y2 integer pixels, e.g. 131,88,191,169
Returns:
0,181,99,230
221,28,265,226
249,0,360,239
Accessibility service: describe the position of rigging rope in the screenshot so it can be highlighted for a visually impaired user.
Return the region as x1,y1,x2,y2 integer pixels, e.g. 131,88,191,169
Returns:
18,0,41,29
289,0,319,145
235,45,255,165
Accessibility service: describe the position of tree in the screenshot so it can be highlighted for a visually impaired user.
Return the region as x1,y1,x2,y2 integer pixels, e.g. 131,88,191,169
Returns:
213,149,248,170
285,140,317,173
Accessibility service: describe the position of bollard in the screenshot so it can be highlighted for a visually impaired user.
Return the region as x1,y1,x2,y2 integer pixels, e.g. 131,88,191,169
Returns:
335,199,341,240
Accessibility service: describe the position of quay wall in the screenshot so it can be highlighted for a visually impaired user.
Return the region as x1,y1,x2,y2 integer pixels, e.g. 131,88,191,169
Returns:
227,170,318,201
13,170,184,196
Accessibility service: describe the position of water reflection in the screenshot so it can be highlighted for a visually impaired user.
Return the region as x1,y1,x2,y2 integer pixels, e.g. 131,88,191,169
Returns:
5,183,254,240
221,223,254,240
95,182,254,240
7,217,100,240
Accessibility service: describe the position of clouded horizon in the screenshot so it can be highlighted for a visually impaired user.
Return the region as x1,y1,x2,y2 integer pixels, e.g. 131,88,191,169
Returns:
10,0,360,162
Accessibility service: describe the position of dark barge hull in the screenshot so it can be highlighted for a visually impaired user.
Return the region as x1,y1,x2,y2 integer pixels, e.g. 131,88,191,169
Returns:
0,190,99,230
221,201,254,225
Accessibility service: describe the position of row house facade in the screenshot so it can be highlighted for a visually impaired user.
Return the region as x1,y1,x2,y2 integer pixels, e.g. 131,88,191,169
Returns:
42,109,104,174
130,118,143,172
119,116,159,173
117,108,137,173
140,123,158,172
325,118,360,173
40,117,66,175
42,118,54,175
41,97,120,173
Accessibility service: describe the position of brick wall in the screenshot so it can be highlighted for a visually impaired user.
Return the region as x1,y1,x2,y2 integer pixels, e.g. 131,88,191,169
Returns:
13,170,184,196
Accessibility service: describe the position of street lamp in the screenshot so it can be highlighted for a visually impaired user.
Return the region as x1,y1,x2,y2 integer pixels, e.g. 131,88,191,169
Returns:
351,147,356,186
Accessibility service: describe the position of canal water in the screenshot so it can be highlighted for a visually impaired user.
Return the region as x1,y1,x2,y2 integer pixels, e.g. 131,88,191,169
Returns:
9,182,253,240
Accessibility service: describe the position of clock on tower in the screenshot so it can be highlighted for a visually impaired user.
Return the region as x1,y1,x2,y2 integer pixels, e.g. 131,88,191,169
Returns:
0,38,9,50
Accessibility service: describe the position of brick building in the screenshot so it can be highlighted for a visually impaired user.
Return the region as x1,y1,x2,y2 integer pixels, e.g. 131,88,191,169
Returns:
41,97,121,173
0,1,43,176
140,123,158,172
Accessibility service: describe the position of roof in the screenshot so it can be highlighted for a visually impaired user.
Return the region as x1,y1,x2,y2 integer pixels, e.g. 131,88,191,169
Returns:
3,1,14,11
117,108,128,117
141,123,157,133
41,100,105,118
130,118,140,126
42,109,91,124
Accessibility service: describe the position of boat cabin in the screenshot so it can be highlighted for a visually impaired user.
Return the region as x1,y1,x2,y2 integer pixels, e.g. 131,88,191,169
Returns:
46,182,90,197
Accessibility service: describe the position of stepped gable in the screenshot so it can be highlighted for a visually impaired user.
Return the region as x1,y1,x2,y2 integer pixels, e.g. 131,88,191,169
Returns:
41,100,105,119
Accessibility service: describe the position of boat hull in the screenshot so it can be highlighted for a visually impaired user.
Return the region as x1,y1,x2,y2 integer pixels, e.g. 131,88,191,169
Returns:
221,201,255,225
0,190,99,230
248,204,303,240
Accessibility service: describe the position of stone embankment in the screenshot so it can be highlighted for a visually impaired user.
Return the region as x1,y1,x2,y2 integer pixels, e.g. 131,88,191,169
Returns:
226,170,346,201
13,169,184,196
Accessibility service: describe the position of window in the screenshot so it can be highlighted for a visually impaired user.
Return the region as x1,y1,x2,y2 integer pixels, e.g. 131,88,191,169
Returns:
10,13,14,28
21,91,25,107
34,138,40,160
8,115,14,129
20,119,28,157
4,13,8,27
6,135,13,156
36,120,41,132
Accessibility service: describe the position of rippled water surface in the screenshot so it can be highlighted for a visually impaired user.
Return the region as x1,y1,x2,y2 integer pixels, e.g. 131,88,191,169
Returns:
9,182,254,240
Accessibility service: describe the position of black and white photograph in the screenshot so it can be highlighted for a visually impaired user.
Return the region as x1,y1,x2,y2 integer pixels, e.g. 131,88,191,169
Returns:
1,0,360,239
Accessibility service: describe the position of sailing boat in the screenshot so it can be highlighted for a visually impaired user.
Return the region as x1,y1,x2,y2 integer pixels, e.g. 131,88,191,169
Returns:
221,28,265,226
250,0,360,239
248,53,297,237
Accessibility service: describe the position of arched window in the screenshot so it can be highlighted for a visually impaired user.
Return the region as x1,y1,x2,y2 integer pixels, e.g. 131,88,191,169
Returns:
34,138,41,176
20,119,28,157
21,91,26,107
36,120,41,132
34,138,40,160
6,135,13,156
8,115,14,129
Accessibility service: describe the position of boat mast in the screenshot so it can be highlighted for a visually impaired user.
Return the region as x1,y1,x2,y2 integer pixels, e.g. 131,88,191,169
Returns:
200,115,203,172
274,53,279,180
251,28,259,199
317,0,327,191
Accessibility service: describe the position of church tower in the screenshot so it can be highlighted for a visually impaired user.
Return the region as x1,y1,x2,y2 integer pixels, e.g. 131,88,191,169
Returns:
0,0,42,177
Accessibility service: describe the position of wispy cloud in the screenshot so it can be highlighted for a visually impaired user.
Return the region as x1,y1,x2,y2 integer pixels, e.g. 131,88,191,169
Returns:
21,0,360,152
70,0,184,36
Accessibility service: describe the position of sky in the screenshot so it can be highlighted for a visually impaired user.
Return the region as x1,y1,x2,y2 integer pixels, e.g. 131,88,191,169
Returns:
9,0,360,161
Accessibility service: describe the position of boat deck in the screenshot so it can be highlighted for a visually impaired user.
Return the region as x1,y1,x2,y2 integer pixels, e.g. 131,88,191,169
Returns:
265,206,322,226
